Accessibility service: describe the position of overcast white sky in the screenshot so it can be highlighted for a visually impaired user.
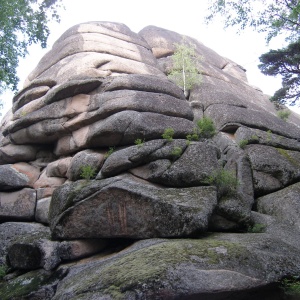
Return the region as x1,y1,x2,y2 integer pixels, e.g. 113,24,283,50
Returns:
1,0,294,118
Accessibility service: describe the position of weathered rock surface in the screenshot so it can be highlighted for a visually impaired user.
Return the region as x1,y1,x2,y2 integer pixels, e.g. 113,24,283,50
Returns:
0,222,49,265
39,235,300,300
247,144,300,191
257,182,300,230
66,149,104,181
101,139,220,187
49,177,217,239
0,188,36,221
1,21,300,300
35,197,51,224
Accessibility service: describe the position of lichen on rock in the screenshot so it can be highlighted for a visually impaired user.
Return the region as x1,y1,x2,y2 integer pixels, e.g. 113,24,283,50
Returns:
1,21,300,300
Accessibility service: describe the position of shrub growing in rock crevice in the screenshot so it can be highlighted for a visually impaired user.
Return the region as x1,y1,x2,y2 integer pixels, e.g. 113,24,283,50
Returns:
162,128,175,141
80,165,97,180
197,116,216,138
207,168,239,196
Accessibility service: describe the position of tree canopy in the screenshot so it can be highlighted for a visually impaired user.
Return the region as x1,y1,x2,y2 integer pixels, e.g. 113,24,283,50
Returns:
0,0,62,95
205,0,300,42
206,0,300,106
167,42,202,97
259,40,300,106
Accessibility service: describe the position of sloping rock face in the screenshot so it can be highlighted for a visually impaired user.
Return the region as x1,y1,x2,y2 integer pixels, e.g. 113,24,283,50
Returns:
1,22,300,299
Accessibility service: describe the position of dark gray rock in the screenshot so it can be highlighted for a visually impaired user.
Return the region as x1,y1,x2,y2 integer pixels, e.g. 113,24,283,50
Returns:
146,141,220,187
87,111,195,148
0,188,36,221
212,132,254,226
0,222,50,265
0,144,38,165
50,233,300,300
66,149,105,181
0,267,68,300
0,163,40,191
190,76,257,110
209,213,240,232
54,111,195,155
0,165,30,191
8,236,60,271
205,104,300,140
59,239,108,261
235,126,300,151
257,182,300,230
246,144,300,188
252,170,282,197
35,197,51,224
49,177,217,240
88,89,193,120
251,211,300,250
217,151,254,225
100,139,186,178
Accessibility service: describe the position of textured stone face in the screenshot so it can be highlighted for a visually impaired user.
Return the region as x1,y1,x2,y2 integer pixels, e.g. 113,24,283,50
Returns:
49,178,217,239
1,21,300,300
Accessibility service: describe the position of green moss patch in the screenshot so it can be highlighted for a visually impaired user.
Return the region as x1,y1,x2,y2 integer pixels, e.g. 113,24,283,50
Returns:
58,238,249,299
0,268,66,300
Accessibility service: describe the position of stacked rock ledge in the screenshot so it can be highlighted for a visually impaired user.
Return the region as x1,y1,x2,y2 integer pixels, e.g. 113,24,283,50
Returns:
1,21,300,300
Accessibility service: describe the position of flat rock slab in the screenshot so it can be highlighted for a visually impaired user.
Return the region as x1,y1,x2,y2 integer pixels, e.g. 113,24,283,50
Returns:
49,177,217,240
101,140,220,187
0,188,36,221
0,163,40,191
246,144,300,189
0,144,38,165
206,104,300,140
48,233,300,300
257,182,300,230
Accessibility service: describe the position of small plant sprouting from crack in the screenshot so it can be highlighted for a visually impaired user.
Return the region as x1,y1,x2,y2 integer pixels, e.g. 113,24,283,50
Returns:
162,128,175,142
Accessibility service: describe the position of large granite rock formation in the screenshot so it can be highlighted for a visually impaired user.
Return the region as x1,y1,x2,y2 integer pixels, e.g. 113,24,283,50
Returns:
1,21,300,299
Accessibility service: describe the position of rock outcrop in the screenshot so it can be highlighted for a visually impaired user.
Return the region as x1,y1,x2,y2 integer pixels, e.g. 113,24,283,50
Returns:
1,21,300,299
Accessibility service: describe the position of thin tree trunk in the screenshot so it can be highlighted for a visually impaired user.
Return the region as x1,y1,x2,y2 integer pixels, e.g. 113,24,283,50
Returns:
181,52,186,95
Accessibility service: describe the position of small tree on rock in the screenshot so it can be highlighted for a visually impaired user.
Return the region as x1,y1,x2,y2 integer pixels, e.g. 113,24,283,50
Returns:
168,41,202,97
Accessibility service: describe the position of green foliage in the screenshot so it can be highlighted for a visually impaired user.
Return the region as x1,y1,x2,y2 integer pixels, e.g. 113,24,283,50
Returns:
104,147,115,159
239,139,248,149
266,130,272,142
171,146,183,158
162,128,175,142
277,109,291,121
80,165,97,180
247,223,266,233
251,134,259,141
205,0,300,43
197,117,216,138
208,168,239,196
186,128,200,144
281,276,300,297
134,138,145,147
259,40,300,106
0,0,63,94
0,265,7,280
168,41,202,96
206,1,300,105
